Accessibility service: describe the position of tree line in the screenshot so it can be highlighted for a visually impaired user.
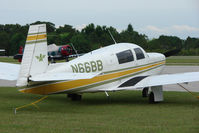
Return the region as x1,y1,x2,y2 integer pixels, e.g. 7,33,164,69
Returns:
0,21,198,56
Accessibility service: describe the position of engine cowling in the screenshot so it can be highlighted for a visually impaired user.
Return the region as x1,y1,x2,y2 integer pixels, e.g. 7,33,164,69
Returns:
60,45,72,56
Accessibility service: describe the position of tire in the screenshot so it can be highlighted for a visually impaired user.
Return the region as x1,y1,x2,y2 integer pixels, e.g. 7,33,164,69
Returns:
149,92,155,103
67,94,72,98
75,94,82,101
70,94,82,101
142,87,149,97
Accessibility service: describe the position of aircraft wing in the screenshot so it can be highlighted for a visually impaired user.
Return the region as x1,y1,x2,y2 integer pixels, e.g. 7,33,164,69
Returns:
30,72,100,82
101,72,199,91
0,62,20,80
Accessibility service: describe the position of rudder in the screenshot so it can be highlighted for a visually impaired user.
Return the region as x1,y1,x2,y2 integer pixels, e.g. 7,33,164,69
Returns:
16,24,48,87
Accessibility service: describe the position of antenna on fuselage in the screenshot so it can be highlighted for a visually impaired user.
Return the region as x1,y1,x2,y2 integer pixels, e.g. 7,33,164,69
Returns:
108,30,117,44
70,43,79,57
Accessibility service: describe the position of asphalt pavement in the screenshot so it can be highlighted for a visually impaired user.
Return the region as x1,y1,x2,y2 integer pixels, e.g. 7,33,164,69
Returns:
161,66,199,92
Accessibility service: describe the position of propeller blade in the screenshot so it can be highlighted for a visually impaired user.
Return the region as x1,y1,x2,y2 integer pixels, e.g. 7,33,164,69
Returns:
163,49,181,57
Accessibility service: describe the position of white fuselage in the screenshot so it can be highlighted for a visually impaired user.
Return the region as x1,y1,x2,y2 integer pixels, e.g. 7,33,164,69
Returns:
42,43,165,94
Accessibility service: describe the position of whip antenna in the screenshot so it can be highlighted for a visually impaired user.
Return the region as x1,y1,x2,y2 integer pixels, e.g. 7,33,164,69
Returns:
70,43,79,57
108,30,117,44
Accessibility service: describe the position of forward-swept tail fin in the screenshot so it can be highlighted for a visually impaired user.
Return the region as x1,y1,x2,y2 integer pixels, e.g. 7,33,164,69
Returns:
16,24,48,87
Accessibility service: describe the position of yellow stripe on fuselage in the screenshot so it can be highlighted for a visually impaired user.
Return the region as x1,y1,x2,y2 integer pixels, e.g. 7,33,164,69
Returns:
26,34,46,41
20,61,165,95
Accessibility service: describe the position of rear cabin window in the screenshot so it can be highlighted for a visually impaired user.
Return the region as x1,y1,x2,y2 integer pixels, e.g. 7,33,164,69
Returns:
134,48,145,60
116,50,134,64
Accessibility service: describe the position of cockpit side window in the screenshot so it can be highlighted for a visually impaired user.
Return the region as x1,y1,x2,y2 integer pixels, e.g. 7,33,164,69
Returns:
134,48,145,60
116,50,134,64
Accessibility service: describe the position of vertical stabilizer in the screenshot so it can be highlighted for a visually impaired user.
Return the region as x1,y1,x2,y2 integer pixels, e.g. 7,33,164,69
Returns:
16,24,48,87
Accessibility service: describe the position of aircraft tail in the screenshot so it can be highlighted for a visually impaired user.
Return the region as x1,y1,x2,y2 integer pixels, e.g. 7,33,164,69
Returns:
16,24,48,87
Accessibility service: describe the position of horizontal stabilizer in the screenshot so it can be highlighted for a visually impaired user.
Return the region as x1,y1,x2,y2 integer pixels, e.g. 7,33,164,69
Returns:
0,62,20,80
30,72,100,82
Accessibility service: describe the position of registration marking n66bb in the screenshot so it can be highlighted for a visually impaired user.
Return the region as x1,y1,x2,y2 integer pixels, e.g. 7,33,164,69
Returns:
71,60,103,73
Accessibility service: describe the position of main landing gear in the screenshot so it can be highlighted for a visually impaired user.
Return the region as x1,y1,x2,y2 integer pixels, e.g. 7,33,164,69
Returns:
142,86,163,103
142,87,149,97
67,94,82,101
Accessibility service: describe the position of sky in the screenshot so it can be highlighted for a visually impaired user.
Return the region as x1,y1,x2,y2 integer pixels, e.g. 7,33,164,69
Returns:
0,0,199,39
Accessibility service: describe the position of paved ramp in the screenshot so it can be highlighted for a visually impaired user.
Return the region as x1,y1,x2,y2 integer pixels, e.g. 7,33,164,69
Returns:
0,80,16,87
161,66,199,92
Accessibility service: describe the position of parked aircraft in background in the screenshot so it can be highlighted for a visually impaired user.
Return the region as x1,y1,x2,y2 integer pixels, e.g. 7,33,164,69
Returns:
1,24,199,103
14,44,73,62
47,44,72,62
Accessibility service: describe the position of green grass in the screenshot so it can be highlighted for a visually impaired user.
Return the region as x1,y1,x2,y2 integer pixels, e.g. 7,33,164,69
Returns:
0,56,199,132
0,57,19,64
0,57,71,64
0,87,199,133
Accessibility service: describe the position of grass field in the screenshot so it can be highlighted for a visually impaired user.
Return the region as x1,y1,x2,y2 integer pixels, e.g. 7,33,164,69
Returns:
0,56,199,132
0,56,19,64
0,87,199,133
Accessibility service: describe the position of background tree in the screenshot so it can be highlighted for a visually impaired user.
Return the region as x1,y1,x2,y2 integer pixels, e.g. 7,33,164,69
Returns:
120,24,148,48
0,32,10,55
0,21,198,56
9,33,26,55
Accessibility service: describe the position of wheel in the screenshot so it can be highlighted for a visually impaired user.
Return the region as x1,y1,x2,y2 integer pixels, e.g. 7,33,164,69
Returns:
65,57,69,62
50,58,56,63
67,94,72,98
69,94,82,101
142,87,149,97
149,92,155,103
74,94,82,101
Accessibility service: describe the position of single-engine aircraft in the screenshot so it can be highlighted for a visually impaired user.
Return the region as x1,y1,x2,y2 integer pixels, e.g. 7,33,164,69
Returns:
14,43,73,63
1,24,199,103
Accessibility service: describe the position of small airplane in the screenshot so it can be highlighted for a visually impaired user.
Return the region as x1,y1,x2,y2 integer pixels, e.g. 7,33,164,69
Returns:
0,24,199,103
14,43,73,63
48,44,73,62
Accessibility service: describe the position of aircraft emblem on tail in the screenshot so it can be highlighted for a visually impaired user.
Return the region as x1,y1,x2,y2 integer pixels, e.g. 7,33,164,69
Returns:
36,54,46,62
